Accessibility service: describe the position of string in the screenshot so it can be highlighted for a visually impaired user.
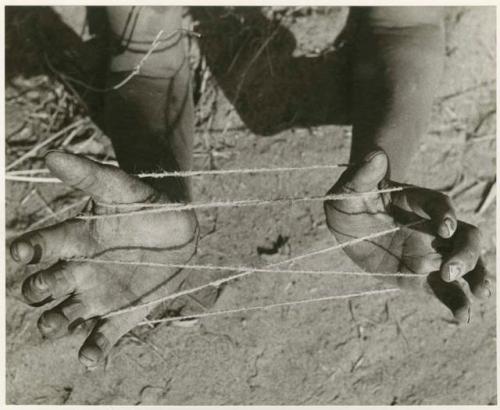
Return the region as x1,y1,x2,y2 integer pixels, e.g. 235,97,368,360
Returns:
24,198,88,232
70,257,423,278
5,163,351,184
138,288,401,326
45,29,201,94
6,175,64,183
78,187,404,219
6,169,51,175
132,164,351,178
110,29,168,91
102,220,423,319
7,130,493,182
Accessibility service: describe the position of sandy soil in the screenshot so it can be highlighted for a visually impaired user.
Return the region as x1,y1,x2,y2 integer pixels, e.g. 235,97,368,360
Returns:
5,6,496,405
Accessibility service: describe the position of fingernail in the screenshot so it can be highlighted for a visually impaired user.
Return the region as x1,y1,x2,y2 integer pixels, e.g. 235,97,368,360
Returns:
448,262,463,281
10,240,33,263
79,345,102,369
37,311,67,338
33,274,49,291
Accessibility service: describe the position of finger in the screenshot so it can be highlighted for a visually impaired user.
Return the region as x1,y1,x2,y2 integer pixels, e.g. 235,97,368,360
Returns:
46,151,156,203
38,297,93,339
440,222,481,282
10,219,93,264
79,308,147,369
463,258,492,299
22,262,94,306
427,271,471,324
70,317,99,338
338,150,388,193
397,189,457,239
22,262,77,306
399,251,443,276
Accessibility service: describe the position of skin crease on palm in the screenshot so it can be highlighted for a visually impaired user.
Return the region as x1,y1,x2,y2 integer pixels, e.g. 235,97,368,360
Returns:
10,150,491,370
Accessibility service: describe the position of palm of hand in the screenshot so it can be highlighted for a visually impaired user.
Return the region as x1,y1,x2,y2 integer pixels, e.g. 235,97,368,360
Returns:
324,151,490,322
73,199,198,313
11,152,198,368
325,185,442,279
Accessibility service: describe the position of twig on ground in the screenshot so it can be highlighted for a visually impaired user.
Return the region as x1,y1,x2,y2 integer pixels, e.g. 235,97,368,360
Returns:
7,197,89,239
439,79,495,102
348,300,364,339
466,134,496,144
476,179,496,216
6,117,89,171
20,188,38,206
128,332,169,364
33,190,57,220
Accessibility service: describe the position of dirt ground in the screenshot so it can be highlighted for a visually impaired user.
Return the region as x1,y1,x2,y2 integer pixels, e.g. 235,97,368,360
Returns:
4,6,497,405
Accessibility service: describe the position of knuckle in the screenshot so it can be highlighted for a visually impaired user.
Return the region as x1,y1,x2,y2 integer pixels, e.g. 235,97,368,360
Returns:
61,298,88,321
443,195,455,212
425,189,452,208
460,223,482,246
434,192,454,213
439,191,452,203
73,172,98,192
463,250,479,271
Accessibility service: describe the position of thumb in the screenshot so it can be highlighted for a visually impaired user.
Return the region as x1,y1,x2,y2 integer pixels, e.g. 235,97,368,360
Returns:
341,150,388,193
46,151,156,204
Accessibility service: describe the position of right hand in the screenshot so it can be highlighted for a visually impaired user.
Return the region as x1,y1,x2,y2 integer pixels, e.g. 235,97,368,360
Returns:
324,151,492,323
10,152,199,369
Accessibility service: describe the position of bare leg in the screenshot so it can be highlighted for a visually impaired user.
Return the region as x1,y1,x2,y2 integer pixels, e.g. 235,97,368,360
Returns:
348,7,445,182
103,6,194,201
